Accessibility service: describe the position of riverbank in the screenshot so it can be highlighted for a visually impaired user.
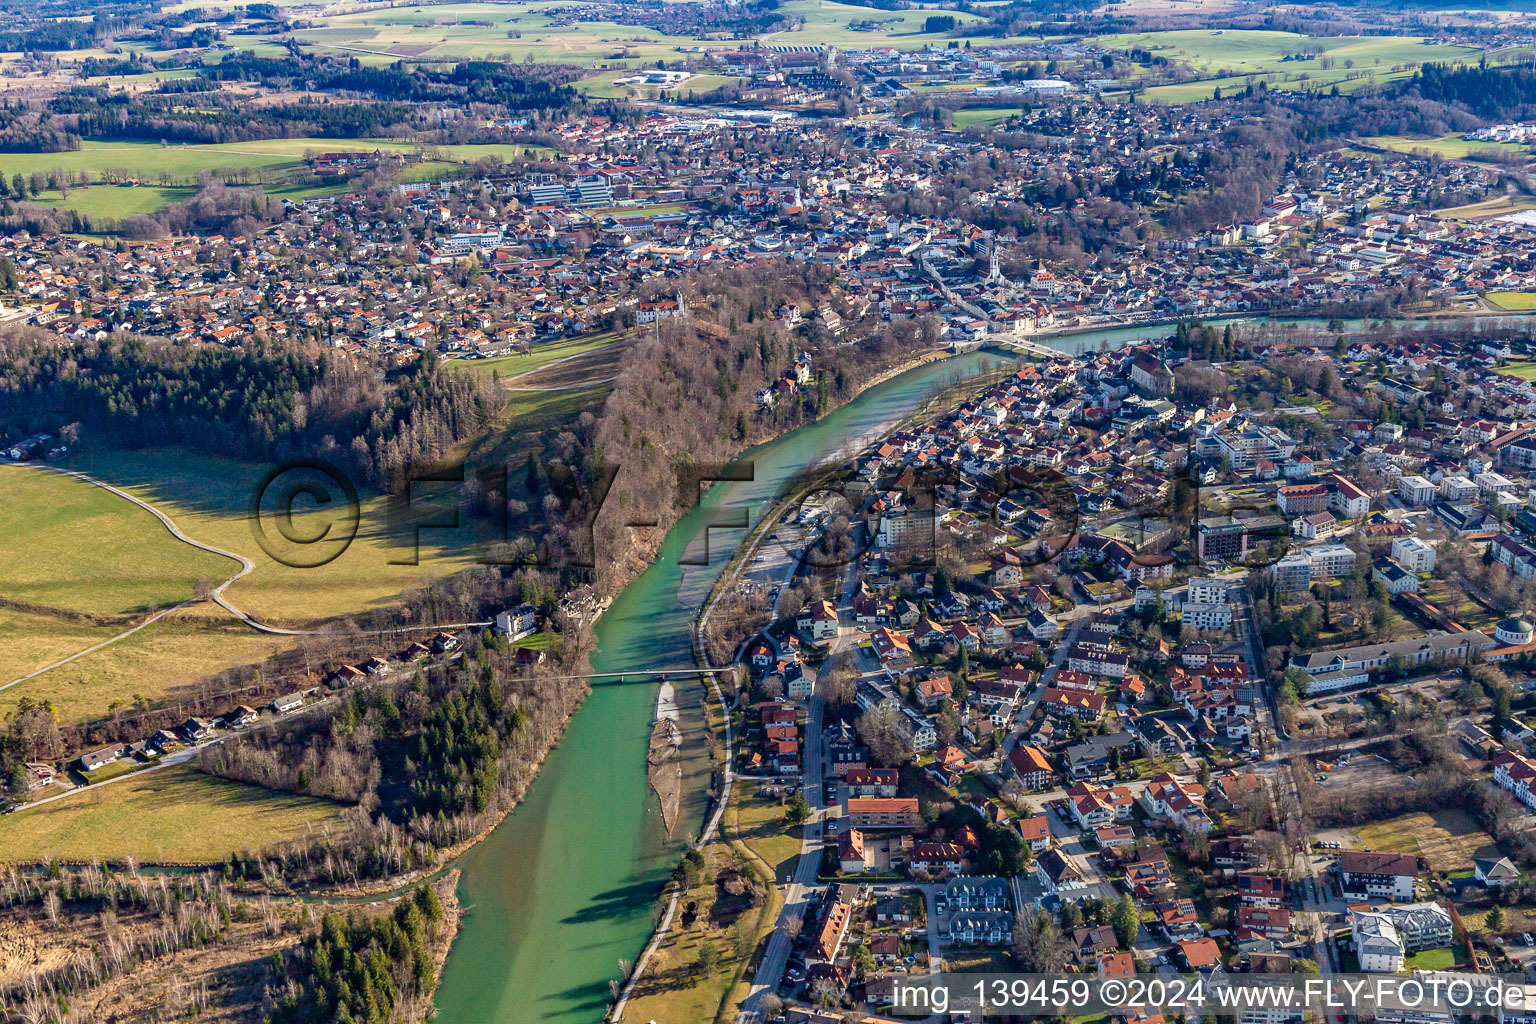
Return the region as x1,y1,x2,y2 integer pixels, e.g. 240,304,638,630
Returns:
648,714,684,838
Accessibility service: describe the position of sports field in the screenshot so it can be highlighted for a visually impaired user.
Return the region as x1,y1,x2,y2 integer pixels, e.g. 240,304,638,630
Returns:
1488,292,1536,312
0,766,344,864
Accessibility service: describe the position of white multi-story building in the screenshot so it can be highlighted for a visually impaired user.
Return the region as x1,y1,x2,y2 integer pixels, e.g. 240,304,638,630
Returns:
1182,601,1233,631
1391,535,1436,573
1328,474,1371,519
1494,750,1536,811
1439,475,1478,502
1476,471,1516,497
1306,543,1357,580
1398,475,1437,506
1186,577,1234,605
1290,631,1493,694
1352,910,1405,972
1270,552,1312,592
1351,902,1454,973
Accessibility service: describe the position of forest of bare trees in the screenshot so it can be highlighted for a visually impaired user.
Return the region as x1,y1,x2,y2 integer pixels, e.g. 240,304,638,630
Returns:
588,262,940,590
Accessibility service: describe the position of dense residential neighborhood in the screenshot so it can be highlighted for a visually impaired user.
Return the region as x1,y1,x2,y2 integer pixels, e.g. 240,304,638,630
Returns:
6,4,1536,1023
722,300,1536,1017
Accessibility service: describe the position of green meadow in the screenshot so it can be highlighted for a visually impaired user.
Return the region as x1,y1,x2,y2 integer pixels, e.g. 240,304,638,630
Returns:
0,767,344,864
953,107,1024,129
0,138,552,188
1365,134,1534,163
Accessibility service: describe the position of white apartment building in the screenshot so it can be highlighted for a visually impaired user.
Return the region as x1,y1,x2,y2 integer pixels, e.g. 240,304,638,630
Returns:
1439,475,1478,502
1182,601,1233,631
1391,535,1436,573
1398,475,1436,506
1186,577,1235,605
1306,543,1356,580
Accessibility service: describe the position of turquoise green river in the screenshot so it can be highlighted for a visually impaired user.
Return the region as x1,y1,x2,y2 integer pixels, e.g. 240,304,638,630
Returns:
432,318,1280,1023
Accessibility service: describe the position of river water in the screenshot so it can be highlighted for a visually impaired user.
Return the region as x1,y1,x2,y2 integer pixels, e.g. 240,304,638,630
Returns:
431,312,1536,1023
432,347,1011,1023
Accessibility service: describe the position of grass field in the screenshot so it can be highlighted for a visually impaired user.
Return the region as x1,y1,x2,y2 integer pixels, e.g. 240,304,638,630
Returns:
1405,947,1463,970
278,0,1002,64
577,69,743,100
24,183,199,219
1097,29,1477,77
1488,291,1536,312
453,329,628,380
1109,29,1482,104
1498,360,1536,380
492,383,612,439
0,140,296,180
0,329,612,720
953,107,1024,129
0,467,236,620
57,448,489,628
0,138,553,197
728,791,803,884
1437,194,1536,221
0,605,287,725
0,767,344,864
1354,808,1496,873
623,781,793,1024
1365,134,1533,162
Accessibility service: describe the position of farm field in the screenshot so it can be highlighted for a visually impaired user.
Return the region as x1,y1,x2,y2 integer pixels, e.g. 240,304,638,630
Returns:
1487,291,1536,312
1353,809,1497,873
0,766,344,864
0,467,236,619
280,0,1001,64
1094,29,1478,78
